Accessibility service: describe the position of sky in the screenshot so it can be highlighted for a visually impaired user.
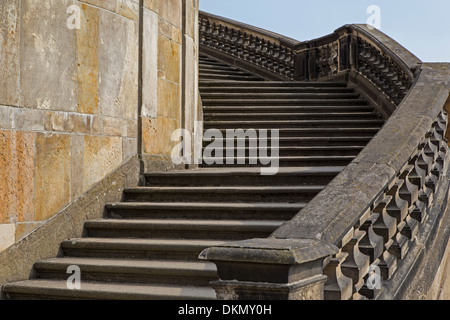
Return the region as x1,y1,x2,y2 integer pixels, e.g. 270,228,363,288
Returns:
199,0,450,62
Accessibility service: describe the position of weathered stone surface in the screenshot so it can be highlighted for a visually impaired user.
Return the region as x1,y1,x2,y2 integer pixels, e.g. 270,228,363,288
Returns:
142,117,180,156
82,135,123,192
201,239,338,300
122,137,137,162
77,3,99,115
71,135,84,201
157,78,180,119
200,239,339,265
184,0,197,39
44,111,74,132
183,35,198,134
144,0,159,12
35,133,71,222
0,105,14,129
117,0,139,21
0,224,15,252
141,8,158,119
126,119,138,138
159,0,181,28
13,108,44,131
0,0,20,106
14,132,35,223
79,0,117,12
158,34,181,84
98,10,138,119
159,17,182,44
15,222,43,242
91,115,103,135
43,112,93,134
20,0,78,111
102,117,128,137
0,130,35,224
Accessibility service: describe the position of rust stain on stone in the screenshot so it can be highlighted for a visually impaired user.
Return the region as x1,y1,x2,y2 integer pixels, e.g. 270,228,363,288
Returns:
142,117,179,155
35,133,71,222
77,4,99,115
0,131,35,224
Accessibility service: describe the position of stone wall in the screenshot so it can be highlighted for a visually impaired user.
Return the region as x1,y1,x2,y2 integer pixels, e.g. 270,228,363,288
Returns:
141,0,199,171
0,0,199,251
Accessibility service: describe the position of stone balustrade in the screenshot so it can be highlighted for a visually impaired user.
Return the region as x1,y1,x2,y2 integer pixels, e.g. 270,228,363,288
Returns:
199,12,450,299
199,11,418,110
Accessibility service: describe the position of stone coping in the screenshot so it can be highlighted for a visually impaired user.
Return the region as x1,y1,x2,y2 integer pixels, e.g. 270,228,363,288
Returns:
272,63,450,245
199,11,301,47
199,239,338,266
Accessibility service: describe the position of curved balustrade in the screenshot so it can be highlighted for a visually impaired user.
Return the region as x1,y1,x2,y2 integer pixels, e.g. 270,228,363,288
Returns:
199,12,450,300
199,11,298,80
199,12,419,109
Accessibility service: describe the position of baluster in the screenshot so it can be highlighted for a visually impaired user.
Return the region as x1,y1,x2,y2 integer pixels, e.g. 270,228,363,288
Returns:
372,200,398,280
386,182,410,259
401,214,419,240
360,261,383,299
254,37,262,66
242,33,251,61
341,230,370,300
266,42,274,71
272,44,281,73
324,228,354,301
358,212,384,263
222,26,232,53
236,31,244,58
247,35,257,62
211,23,220,49
260,40,269,68
398,167,419,206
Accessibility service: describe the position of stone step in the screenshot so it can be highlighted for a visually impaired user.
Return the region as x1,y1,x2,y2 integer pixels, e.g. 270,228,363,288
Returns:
123,185,325,203
200,92,361,100
203,119,385,129
199,64,244,72
198,68,257,77
60,238,227,260
203,112,379,121
198,59,234,67
33,257,218,287
3,280,216,300
207,146,364,157
199,86,355,94
104,202,305,220
85,219,284,240
202,98,368,106
203,136,373,147
203,105,375,113
144,166,344,186
200,155,355,167
205,127,380,137
198,80,348,88
199,74,263,81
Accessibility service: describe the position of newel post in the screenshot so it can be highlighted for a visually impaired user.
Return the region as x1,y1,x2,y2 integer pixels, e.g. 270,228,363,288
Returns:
199,239,339,300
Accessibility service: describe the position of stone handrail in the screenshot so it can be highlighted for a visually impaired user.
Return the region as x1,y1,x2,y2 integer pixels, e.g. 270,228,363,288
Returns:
199,12,450,300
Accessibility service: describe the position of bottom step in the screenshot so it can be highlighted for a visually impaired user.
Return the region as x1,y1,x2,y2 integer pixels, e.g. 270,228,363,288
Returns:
3,280,217,300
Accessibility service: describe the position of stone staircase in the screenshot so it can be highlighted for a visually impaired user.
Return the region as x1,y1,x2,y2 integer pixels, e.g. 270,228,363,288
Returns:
1,54,385,300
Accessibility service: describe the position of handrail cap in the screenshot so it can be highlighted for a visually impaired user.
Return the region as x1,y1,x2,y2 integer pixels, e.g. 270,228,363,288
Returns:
199,238,339,265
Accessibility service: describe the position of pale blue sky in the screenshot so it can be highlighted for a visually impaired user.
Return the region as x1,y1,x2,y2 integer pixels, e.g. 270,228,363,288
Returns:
199,0,450,62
